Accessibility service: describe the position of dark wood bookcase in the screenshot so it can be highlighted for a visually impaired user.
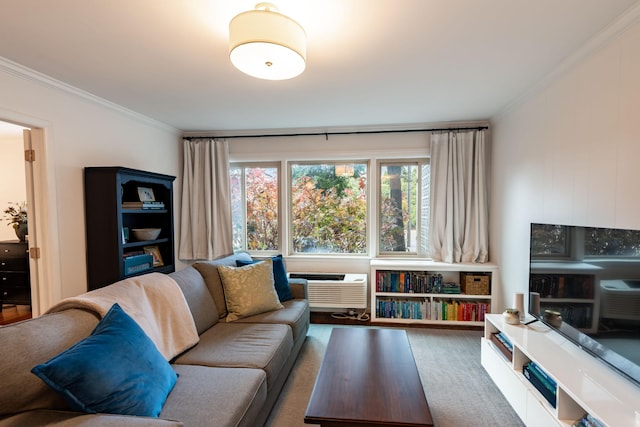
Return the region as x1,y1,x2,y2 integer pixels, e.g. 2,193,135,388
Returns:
84,167,176,290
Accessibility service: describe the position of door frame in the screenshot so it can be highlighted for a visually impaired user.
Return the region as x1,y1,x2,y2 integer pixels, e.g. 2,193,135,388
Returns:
1,110,62,317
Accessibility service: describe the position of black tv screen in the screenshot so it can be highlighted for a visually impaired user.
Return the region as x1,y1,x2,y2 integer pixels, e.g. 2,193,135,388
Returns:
529,223,640,387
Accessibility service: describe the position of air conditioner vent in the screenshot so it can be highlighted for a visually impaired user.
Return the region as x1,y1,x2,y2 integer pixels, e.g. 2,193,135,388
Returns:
600,280,640,321
293,273,367,309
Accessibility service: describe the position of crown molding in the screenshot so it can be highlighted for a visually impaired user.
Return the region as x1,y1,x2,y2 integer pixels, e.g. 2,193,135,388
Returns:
494,2,640,121
0,56,178,134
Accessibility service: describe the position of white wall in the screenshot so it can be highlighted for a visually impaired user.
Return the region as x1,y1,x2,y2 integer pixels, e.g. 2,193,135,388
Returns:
0,61,182,304
490,18,640,312
0,129,27,241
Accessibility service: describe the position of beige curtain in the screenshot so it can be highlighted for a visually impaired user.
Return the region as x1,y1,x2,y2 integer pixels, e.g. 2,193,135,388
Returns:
429,130,488,263
178,138,233,260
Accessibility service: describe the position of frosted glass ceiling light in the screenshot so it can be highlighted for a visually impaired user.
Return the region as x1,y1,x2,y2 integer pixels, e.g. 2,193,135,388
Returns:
229,2,306,80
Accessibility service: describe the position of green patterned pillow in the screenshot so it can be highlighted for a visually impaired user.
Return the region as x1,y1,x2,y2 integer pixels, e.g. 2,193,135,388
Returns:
217,258,283,322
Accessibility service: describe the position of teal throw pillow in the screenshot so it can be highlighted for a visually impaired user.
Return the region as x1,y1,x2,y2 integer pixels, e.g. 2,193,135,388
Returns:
31,303,177,417
237,254,293,302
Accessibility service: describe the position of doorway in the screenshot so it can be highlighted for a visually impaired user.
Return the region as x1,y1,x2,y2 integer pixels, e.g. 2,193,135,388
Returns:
0,121,32,323
0,111,64,322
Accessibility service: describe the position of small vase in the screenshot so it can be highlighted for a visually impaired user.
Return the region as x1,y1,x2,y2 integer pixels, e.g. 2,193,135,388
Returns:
14,222,28,242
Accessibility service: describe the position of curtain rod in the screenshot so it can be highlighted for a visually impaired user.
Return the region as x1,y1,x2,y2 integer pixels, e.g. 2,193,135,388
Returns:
183,125,489,140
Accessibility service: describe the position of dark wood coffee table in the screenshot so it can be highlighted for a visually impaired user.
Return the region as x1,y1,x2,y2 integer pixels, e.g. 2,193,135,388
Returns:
304,327,433,427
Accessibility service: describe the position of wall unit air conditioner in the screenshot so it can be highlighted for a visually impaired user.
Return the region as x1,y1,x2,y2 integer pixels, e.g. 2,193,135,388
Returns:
600,280,640,321
289,273,367,309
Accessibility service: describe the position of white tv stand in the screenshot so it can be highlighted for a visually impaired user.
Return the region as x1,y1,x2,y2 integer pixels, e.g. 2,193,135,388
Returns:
481,314,640,427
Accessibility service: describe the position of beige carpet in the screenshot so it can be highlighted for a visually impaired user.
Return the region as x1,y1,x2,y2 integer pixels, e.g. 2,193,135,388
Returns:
266,324,524,427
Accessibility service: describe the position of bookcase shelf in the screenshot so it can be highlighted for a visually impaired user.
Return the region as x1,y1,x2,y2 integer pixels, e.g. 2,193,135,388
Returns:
482,313,640,426
84,167,176,290
370,260,498,326
530,263,599,333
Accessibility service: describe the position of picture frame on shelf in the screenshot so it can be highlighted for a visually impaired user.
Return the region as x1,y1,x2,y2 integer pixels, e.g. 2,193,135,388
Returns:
137,187,155,202
143,245,163,267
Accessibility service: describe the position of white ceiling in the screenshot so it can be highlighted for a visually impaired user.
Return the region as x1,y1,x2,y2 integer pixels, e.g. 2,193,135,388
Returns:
0,0,639,133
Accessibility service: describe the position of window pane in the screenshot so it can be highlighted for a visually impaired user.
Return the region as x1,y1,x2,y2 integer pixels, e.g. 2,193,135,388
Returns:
290,163,367,254
231,166,279,251
379,163,418,253
530,224,569,257
584,227,640,257
230,167,244,251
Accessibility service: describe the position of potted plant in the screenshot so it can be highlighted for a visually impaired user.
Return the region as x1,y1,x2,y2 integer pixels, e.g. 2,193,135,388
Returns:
4,201,28,242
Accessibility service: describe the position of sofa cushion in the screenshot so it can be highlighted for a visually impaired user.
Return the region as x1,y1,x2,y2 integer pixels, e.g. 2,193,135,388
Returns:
161,364,266,427
31,304,177,417
217,259,283,322
173,322,293,390
193,252,253,319
0,309,99,417
169,266,219,334
236,299,310,342
236,254,293,302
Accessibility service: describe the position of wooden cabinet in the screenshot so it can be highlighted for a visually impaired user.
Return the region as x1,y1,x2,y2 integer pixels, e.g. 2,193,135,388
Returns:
0,241,30,308
370,260,497,326
482,314,640,426
84,167,176,290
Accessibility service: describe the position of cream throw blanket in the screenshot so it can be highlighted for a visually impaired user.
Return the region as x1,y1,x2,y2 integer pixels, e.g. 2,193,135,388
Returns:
47,273,199,361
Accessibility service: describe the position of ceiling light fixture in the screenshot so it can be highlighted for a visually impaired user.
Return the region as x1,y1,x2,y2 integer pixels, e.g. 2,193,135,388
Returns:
229,2,306,80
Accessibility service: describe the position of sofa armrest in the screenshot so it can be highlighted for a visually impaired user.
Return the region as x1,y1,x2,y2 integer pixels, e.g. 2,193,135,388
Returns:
288,278,308,300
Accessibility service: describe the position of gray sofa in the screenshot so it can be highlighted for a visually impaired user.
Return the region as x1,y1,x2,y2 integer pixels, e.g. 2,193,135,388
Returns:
0,253,310,426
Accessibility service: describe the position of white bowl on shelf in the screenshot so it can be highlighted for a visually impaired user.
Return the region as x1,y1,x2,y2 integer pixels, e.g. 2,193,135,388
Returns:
132,228,161,241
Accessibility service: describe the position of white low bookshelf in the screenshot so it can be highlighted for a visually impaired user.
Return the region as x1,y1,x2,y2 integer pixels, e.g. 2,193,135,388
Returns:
481,313,640,427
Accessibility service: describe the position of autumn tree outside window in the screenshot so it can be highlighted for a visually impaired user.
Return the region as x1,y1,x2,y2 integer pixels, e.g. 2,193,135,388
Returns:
231,164,279,252
231,158,431,257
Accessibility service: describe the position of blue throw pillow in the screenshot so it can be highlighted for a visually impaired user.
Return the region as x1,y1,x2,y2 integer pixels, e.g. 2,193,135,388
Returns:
31,303,177,417
237,254,293,302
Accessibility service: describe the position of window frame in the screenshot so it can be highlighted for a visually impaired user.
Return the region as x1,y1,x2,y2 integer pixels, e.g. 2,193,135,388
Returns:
231,156,433,259
288,160,370,256
377,158,430,258
230,162,282,256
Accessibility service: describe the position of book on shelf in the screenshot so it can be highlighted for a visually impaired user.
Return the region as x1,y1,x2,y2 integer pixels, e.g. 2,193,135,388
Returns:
442,282,461,294
490,333,513,361
529,273,595,299
523,362,557,408
375,295,489,322
376,298,428,320
573,413,605,427
122,201,165,209
527,361,557,392
495,332,513,350
123,250,145,258
375,270,444,293
541,304,593,329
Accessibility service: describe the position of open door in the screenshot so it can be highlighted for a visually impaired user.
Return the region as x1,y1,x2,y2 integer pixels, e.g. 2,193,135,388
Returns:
22,128,62,316
22,129,40,315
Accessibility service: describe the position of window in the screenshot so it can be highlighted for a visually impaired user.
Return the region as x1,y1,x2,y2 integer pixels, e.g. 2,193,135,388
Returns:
290,162,367,254
584,227,640,257
233,159,432,257
230,164,279,252
378,161,430,255
530,224,571,257
531,224,640,259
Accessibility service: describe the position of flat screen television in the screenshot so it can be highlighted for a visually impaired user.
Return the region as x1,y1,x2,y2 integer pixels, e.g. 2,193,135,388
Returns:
528,222,640,387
